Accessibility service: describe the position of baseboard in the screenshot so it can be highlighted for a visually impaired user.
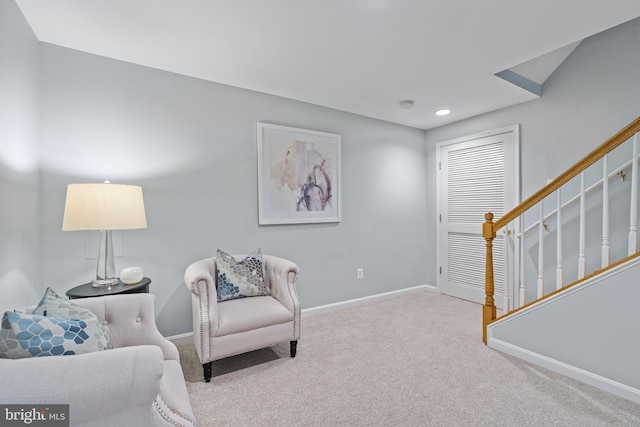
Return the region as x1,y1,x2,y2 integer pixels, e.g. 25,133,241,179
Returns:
167,331,194,347
424,284,439,293
301,285,431,317
488,337,640,404
167,285,434,344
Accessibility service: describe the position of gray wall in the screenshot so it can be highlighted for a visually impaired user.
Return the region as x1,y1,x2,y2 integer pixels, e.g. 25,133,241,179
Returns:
424,17,640,287
2,4,639,341
489,258,640,390
0,0,41,309
426,18,640,391
34,45,429,336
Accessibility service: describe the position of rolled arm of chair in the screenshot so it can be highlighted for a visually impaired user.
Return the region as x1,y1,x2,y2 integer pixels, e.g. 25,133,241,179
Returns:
184,257,219,358
184,258,218,312
184,258,218,298
264,255,301,316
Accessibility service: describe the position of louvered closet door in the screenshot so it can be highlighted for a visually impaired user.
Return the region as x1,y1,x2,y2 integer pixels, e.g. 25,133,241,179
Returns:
437,128,518,309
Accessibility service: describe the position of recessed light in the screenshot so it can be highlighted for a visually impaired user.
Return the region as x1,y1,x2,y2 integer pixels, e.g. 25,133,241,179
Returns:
436,109,451,116
399,100,414,109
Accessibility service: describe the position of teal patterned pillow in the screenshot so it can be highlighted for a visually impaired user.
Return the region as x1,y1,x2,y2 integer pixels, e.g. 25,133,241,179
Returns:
216,248,268,302
1,311,111,358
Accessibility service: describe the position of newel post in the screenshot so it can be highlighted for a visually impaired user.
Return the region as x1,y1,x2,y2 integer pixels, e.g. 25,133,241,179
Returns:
482,212,496,344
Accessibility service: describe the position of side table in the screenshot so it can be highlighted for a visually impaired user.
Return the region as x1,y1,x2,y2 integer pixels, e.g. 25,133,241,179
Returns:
66,277,151,299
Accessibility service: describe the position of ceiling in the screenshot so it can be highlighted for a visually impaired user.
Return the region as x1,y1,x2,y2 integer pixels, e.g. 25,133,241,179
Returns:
15,1,640,130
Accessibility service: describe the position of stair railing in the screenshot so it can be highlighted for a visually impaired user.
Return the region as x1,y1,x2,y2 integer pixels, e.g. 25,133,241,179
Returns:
482,116,640,343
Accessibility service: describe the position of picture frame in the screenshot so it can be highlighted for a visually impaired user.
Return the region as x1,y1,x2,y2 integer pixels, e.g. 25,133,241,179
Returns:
257,122,341,225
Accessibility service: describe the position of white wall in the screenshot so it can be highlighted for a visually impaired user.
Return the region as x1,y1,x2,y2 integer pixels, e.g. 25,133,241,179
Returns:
0,0,41,309
35,44,430,336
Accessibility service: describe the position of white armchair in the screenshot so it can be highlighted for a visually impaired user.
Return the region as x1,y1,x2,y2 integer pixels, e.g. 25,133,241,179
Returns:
184,254,300,382
0,294,195,427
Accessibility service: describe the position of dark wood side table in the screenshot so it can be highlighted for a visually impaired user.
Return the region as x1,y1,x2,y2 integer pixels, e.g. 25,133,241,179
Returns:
66,277,151,299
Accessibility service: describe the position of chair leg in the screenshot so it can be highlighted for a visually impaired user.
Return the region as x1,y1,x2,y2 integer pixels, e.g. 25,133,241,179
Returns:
290,340,298,357
203,362,213,383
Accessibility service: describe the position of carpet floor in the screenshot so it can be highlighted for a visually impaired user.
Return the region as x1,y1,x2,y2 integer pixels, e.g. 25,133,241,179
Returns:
178,291,640,426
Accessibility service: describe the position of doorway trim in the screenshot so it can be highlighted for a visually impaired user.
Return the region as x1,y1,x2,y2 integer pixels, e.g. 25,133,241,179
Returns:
435,125,520,309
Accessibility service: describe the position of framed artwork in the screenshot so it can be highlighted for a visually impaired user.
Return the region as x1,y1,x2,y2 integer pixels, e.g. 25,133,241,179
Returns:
257,122,341,225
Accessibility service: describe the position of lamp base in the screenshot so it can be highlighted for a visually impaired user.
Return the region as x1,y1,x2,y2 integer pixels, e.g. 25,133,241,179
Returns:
91,278,120,288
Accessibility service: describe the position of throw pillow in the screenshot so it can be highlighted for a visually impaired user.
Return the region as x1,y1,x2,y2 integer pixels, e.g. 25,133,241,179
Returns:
1,311,111,358
0,312,26,359
0,287,112,359
216,248,268,302
33,287,93,319
34,287,112,347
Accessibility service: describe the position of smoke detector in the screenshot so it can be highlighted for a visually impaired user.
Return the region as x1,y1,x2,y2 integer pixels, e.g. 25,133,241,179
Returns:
399,100,414,109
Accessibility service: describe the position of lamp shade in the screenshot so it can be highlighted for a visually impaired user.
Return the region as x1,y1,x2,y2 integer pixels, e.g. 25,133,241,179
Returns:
62,183,147,231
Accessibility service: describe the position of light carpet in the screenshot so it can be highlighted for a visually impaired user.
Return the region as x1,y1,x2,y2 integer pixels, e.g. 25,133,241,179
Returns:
178,291,640,426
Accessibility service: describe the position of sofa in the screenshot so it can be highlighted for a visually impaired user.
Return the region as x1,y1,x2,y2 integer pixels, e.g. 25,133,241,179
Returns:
0,293,195,427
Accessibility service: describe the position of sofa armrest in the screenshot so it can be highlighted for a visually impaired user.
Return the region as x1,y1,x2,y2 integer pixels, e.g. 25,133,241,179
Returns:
0,346,164,425
73,294,179,361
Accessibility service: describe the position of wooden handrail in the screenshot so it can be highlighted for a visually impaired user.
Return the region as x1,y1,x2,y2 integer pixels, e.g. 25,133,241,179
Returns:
494,116,640,231
482,115,640,343
521,158,635,236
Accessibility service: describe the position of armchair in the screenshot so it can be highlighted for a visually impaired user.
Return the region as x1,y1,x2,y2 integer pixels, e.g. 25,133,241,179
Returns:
0,294,195,427
184,254,300,382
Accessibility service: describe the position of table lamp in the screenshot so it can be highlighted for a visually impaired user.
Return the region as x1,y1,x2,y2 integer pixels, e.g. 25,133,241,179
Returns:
62,182,147,287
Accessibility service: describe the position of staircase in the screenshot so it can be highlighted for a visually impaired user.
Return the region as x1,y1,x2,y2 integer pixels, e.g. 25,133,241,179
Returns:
482,116,640,403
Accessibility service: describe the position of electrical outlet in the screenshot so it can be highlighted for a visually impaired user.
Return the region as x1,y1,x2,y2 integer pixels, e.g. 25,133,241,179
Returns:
357,268,364,279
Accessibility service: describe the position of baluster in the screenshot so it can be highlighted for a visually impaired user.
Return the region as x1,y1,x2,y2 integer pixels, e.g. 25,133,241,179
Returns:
556,187,563,290
519,215,525,307
629,133,638,255
578,172,586,278
503,226,511,312
602,155,610,268
537,200,544,299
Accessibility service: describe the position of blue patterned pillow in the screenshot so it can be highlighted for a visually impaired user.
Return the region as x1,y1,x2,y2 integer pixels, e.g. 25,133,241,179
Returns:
0,287,112,359
0,311,26,359
33,287,112,348
34,287,98,321
216,248,268,302
1,311,111,358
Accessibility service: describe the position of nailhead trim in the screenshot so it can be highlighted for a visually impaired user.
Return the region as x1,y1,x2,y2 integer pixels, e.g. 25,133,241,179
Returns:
195,256,301,364
153,393,196,427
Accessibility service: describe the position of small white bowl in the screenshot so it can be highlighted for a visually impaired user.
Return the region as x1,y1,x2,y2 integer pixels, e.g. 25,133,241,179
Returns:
120,267,143,284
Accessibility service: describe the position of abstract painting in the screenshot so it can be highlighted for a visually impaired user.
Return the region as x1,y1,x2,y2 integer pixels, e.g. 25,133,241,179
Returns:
257,123,341,224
